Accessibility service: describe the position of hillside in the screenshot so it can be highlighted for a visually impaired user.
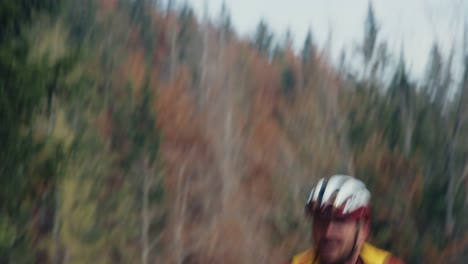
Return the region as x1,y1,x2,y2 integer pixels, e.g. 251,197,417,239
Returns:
1,0,467,263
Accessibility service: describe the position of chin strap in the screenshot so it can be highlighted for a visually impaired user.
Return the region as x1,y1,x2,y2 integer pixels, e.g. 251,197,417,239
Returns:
345,221,360,263
312,250,319,264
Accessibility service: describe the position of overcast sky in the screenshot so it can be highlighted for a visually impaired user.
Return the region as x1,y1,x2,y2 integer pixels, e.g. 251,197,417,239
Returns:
183,0,467,80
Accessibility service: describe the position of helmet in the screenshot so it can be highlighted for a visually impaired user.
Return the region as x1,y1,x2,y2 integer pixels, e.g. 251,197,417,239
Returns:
305,175,371,220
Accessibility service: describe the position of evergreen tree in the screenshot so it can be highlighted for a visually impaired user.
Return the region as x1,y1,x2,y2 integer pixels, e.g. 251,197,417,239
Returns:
363,1,379,76
218,1,233,39
0,1,69,262
301,29,314,64
424,42,444,103
252,19,274,57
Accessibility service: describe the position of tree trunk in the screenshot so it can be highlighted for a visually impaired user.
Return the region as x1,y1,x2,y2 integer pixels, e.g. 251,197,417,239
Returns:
222,100,234,209
199,3,209,108
403,110,414,158
141,160,150,264
445,58,468,239
167,11,178,81
53,185,62,264
174,162,187,264
445,134,457,239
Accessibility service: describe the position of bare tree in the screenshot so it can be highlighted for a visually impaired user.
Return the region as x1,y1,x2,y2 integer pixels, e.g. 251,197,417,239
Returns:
173,162,188,264
138,157,164,264
199,0,210,108
445,53,468,239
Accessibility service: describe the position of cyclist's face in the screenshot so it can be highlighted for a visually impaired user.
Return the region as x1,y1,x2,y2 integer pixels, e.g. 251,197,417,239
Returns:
312,217,367,264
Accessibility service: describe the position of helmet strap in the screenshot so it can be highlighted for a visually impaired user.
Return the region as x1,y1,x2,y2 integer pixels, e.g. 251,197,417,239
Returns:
345,220,360,263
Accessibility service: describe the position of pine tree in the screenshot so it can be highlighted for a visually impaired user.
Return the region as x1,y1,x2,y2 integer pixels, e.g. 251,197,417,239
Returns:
301,29,314,64
387,55,414,157
0,1,70,262
363,1,379,77
252,19,274,57
218,1,233,39
424,42,444,103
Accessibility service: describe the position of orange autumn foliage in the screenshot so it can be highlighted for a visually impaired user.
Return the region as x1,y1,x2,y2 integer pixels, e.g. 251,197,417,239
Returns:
99,0,118,16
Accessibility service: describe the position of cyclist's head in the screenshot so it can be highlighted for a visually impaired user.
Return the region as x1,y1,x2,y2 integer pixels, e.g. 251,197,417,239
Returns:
305,175,371,264
305,175,371,221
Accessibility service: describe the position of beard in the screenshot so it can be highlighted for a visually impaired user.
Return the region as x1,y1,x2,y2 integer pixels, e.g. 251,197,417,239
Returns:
316,238,354,264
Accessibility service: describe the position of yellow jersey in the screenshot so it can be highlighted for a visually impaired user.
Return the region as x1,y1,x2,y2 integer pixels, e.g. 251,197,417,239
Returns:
290,242,403,264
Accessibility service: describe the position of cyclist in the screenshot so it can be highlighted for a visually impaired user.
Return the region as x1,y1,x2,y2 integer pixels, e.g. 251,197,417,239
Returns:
287,175,404,264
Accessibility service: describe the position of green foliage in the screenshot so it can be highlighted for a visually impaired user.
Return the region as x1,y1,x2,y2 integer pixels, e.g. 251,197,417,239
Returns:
0,2,74,262
346,51,468,262
2,0,466,263
130,77,160,163
301,30,314,64
0,0,59,40
424,43,444,102
388,58,411,105
178,4,197,61
363,1,378,65
56,120,139,264
121,0,156,54
218,1,233,39
108,72,165,260
252,19,274,57
0,0,163,262
177,3,202,88
281,66,296,99
62,0,97,43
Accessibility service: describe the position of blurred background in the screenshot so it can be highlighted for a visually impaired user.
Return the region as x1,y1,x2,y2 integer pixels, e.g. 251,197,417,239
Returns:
1,0,467,263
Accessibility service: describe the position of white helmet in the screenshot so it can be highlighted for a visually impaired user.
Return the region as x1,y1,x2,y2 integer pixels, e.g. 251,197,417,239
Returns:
305,175,371,220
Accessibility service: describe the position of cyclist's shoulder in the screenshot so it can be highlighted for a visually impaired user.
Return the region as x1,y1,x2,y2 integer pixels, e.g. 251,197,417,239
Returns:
361,242,405,264
286,248,315,264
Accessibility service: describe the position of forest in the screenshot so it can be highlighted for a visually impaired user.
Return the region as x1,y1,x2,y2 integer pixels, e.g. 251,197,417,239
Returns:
0,0,467,263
